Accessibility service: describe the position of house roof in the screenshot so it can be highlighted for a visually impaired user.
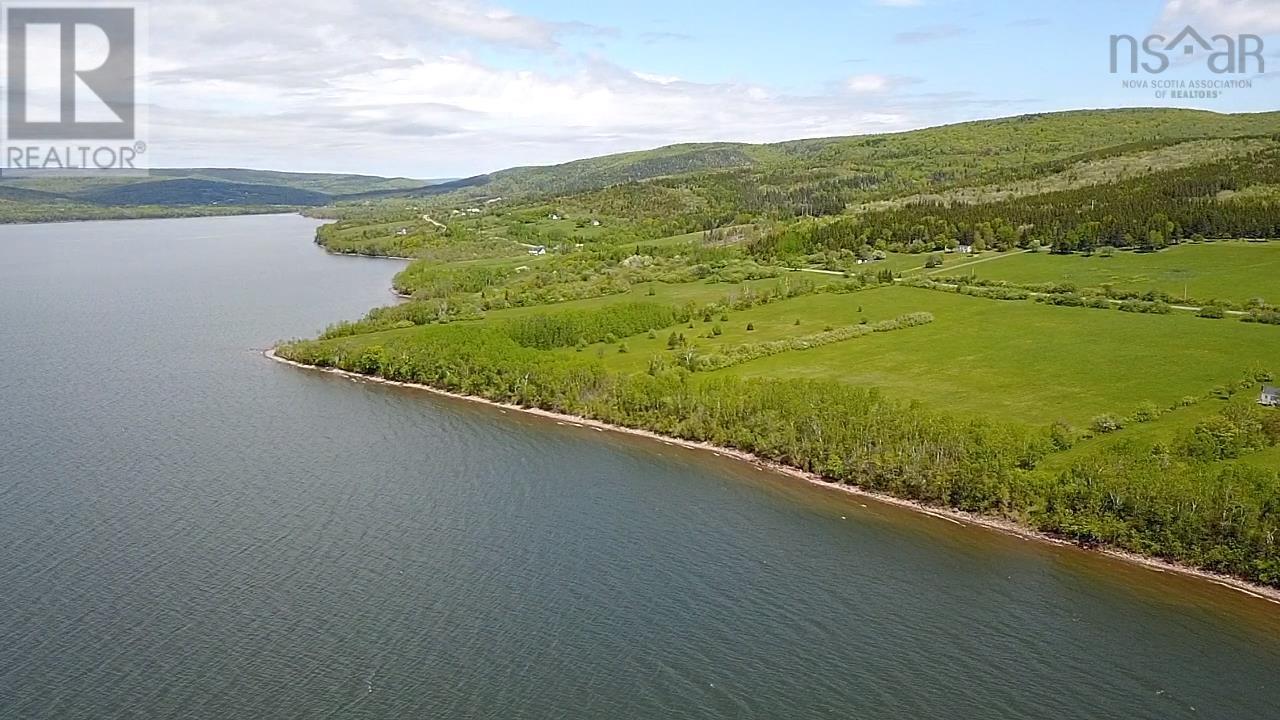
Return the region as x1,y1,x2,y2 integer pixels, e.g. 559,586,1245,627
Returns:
1264,385,1279,394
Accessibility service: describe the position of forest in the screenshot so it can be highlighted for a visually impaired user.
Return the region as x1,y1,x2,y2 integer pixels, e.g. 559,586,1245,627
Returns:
747,148,1280,258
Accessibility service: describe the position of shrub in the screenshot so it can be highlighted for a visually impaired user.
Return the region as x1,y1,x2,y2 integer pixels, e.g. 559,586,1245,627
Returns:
1091,415,1123,434
1049,420,1077,451
1130,401,1160,423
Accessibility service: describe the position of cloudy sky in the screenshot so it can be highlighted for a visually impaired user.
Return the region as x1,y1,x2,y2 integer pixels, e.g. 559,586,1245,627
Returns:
134,0,1280,178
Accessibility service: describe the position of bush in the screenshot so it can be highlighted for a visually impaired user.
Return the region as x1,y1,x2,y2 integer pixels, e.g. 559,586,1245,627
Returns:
1092,415,1123,434
1049,420,1077,451
1130,401,1160,423
1197,304,1226,319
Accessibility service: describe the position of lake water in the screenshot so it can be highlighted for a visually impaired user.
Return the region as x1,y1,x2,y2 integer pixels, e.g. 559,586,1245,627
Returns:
1,214,1278,719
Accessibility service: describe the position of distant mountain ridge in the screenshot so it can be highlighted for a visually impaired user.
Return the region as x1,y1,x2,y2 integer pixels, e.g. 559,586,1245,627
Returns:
0,168,441,207
4,108,1279,224
353,108,1280,209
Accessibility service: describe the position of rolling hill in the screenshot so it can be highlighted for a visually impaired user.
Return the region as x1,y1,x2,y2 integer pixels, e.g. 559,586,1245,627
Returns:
359,108,1280,209
0,168,445,222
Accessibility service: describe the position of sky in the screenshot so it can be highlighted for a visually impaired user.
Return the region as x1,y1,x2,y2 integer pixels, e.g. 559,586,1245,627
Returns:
130,0,1280,177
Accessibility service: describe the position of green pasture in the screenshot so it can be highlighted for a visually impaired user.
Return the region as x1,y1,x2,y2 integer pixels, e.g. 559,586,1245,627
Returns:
957,242,1280,305
715,286,1280,426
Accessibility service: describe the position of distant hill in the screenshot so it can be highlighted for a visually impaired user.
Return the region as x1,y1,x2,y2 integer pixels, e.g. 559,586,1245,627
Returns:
0,168,445,222
73,178,333,207
5,108,1280,224
366,108,1280,208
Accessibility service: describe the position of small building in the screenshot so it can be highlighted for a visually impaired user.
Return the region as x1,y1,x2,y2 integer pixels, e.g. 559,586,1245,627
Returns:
1261,385,1280,407
528,245,547,256
395,228,409,236
956,244,974,254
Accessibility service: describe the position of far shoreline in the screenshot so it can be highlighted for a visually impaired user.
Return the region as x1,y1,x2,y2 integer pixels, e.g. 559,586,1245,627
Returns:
0,208,301,227
265,348,1280,608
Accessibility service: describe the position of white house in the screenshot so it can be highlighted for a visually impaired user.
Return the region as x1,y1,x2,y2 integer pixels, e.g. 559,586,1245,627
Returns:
528,245,547,256
1261,385,1280,407
956,244,974,254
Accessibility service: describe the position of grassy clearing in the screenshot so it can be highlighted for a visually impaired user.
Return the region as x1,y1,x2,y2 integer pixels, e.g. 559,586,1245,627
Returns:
479,273,830,321
564,288,903,373
1242,444,1280,469
1034,391,1280,475
711,286,1280,426
962,242,1280,305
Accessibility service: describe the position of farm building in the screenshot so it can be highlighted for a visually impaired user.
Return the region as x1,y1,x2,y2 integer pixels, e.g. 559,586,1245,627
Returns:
1261,385,1280,407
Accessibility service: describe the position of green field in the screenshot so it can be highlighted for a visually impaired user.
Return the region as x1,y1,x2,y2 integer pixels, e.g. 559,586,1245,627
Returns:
959,242,1280,305
573,284,1280,426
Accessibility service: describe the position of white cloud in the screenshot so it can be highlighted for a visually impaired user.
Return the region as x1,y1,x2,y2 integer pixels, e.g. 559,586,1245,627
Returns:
633,71,682,85
845,74,922,93
1159,0,1280,35
135,0,1024,177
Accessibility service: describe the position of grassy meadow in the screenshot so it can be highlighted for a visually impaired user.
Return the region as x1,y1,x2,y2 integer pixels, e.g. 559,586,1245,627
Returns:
562,283,1280,426
956,242,1280,305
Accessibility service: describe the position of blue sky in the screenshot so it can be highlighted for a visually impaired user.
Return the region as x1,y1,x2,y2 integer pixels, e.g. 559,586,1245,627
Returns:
143,0,1279,176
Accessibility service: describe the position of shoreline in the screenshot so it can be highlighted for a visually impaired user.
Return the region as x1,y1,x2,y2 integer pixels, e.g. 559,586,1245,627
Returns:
266,348,1280,607
321,249,418,262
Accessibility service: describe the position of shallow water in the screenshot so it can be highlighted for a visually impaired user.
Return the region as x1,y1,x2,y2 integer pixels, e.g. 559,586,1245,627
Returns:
1,214,1277,719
